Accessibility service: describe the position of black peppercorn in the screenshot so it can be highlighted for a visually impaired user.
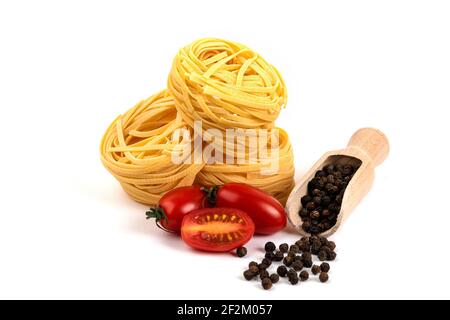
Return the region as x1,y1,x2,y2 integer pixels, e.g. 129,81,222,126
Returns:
306,202,316,211
310,226,321,234
312,189,322,197
320,262,330,273
292,260,304,271
315,170,326,178
287,268,297,279
279,243,289,253
259,269,269,280
262,258,272,267
287,251,296,258
236,247,247,257
249,265,259,275
243,270,254,281
289,276,299,285
283,256,293,267
321,196,331,207
265,252,275,260
327,251,337,261
274,251,284,262
261,277,272,290
299,271,309,281
327,175,335,184
310,210,321,219
311,265,321,275
277,265,288,277
264,242,276,252
302,252,312,261
303,260,313,268
293,255,302,262
249,261,258,268
318,250,327,261
299,208,309,218
311,240,322,252
299,241,310,253
302,221,312,232
270,274,279,284
342,164,354,175
258,263,268,270
319,272,329,283
301,195,312,206
289,244,300,253
335,195,343,204
327,241,336,251
325,164,335,174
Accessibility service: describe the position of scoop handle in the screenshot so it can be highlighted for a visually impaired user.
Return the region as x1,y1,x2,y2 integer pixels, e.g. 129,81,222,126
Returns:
347,128,390,167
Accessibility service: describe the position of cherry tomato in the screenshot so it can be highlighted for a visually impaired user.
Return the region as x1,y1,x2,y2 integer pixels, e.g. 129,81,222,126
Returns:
145,186,207,232
208,183,286,235
181,208,255,252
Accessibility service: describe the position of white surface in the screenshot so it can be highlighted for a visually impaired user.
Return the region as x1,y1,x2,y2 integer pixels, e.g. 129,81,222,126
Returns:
1,0,449,300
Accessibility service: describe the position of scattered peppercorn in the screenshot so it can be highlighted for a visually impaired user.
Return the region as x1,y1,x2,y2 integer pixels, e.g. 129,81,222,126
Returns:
262,258,272,267
327,252,337,261
279,243,289,253
327,241,336,251
249,265,259,275
236,247,247,257
318,250,328,261
292,260,304,271
283,256,293,267
289,276,299,285
270,274,279,284
265,242,276,252
320,263,330,273
273,251,284,262
311,265,321,275
299,271,309,281
287,268,297,278
243,270,254,281
259,269,269,280
241,237,337,289
258,263,268,270
264,252,275,260
319,272,329,283
261,277,272,290
277,265,288,277
289,245,300,253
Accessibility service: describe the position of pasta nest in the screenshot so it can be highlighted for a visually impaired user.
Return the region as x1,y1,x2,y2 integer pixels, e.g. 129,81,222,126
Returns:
168,38,287,131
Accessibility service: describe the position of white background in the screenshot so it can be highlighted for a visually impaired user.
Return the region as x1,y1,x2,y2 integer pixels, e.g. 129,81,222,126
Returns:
1,0,449,300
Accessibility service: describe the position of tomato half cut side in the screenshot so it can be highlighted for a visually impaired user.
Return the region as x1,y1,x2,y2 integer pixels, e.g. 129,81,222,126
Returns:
181,208,255,252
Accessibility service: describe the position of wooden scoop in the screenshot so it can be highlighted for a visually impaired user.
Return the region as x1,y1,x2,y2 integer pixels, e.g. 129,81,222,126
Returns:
286,128,389,237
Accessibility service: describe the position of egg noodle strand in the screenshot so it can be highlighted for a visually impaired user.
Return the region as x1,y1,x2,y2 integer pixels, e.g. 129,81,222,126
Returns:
100,38,295,206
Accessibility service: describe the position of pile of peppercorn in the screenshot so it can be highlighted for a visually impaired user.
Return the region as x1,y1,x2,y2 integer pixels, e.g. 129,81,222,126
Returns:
241,236,336,290
300,163,360,234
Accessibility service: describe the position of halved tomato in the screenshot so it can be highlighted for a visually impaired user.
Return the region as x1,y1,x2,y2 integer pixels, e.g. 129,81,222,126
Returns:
180,208,255,252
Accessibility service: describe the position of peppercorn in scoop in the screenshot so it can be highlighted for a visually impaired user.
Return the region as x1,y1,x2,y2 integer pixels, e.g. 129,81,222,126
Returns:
299,164,360,234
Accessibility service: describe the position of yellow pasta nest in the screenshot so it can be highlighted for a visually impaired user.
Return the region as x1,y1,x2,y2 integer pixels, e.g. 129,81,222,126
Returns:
100,90,204,205
168,38,287,131
100,38,295,206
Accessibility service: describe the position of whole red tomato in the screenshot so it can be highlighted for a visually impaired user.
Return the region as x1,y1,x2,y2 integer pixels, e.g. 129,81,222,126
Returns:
146,186,207,232
207,183,286,235
181,208,255,252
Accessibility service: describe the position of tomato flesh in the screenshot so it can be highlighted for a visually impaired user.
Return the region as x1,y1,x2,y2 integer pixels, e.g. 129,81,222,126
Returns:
181,208,255,252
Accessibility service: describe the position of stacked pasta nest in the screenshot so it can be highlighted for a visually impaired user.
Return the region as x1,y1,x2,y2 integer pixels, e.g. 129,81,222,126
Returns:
100,38,295,205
